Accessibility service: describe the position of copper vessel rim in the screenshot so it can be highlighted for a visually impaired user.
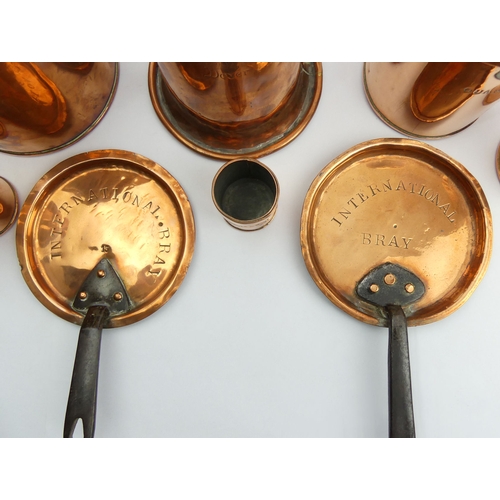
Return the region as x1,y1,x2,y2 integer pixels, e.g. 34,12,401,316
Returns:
496,142,500,182
0,176,18,234
16,149,195,328
148,62,323,160
300,137,493,327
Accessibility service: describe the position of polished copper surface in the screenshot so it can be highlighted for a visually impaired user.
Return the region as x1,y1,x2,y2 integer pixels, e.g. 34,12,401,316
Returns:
16,150,195,327
496,142,500,181
0,63,118,155
0,176,18,234
148,62,322,159
301,138,492,327
364,63,500,138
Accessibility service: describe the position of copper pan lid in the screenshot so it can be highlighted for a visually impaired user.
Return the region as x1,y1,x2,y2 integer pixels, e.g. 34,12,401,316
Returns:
300,138,492,327
148,62,322,159
16,149,195,327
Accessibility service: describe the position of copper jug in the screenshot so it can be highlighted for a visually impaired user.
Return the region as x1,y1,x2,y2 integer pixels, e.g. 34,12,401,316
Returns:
0,62,118,155
364,62,500,138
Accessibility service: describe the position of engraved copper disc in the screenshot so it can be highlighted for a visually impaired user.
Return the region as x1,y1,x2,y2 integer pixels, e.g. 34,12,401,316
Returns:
301,138,492,327
148,62,322,159
0,176,18,234
16,150,195,327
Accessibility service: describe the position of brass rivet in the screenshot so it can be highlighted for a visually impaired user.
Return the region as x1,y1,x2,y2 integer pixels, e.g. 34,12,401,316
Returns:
369,283,379,293
114,292,123,301
97,269,106,278
405,283,415,293
79,291,88,300
384,273,396,285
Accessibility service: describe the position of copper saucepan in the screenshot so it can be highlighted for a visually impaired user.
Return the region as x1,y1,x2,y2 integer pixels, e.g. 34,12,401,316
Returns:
301,138,492,437
16,150,195,437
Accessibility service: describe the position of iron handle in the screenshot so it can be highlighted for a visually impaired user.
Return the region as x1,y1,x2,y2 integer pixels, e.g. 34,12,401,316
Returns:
63,305,109,438
387,304,415,438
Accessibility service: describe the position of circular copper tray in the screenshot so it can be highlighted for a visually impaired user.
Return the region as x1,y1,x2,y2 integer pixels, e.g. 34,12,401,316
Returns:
301,138,492,327
16,150,195,327
148,62,322,159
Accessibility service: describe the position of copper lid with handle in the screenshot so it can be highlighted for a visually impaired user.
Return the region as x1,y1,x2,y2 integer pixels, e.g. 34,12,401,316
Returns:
300,138,492,437
16,149,195,437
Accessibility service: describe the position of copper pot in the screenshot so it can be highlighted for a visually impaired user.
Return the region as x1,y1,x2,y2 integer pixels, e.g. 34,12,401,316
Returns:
149,62,322,159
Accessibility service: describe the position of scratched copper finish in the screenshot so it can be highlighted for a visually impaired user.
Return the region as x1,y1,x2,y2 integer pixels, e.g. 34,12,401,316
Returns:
364,63,500,138
16,150,195,327
0,63,118,155
301,138,492,327
0,176,18,234
148,62,322,159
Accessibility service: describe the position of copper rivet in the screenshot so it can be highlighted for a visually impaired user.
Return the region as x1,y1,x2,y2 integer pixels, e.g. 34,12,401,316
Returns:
0,203,3,215
79,291,88,300
369,284,379,293
97,269,106,278
114,292,123,301
384,273,396,285
405,283,415,293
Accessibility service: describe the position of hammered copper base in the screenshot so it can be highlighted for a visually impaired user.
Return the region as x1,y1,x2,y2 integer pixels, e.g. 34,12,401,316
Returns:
16,150,195,327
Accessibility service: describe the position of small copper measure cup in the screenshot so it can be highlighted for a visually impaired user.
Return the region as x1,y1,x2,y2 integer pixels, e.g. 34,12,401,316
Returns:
212,158,279,230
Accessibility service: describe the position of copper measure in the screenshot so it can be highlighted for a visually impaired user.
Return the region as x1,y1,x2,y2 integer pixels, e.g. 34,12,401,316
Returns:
148,62,322,159
301,138,492,437
0,63,118,155
16,150,195,437
364,63,500,138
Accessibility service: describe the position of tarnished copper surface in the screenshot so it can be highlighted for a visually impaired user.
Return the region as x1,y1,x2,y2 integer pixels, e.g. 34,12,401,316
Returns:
301,138,492,327
16,150,195,327
0,176,18,234
212,158,279,230
148,62,322,159
0,63,118,155
364,62,500,138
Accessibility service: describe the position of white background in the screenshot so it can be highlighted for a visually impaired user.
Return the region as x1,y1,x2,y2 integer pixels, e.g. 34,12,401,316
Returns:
1,62,500,439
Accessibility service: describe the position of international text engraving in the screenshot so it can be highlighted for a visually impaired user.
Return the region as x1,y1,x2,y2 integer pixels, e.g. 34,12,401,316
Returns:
331,178,456,227
48,185,166,264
